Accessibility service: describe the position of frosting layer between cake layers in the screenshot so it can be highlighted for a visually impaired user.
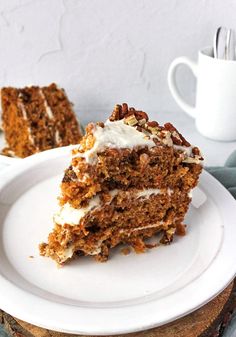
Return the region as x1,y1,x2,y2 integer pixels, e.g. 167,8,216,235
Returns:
54,188,173,226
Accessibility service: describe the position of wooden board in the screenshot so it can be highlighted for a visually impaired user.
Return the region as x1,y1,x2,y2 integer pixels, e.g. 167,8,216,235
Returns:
0,280,236,337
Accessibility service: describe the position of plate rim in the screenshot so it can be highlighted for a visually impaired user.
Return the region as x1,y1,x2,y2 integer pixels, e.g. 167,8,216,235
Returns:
0,146,236,335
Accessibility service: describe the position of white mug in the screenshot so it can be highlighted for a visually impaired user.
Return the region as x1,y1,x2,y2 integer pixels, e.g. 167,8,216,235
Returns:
168,46,236,141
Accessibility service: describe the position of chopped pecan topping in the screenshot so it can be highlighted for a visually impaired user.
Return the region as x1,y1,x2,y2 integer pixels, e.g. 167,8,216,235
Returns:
171,135,182,145
109,104,122,121
121,103,128,116
138,118,147,125
85,134,95,149
86,123,96,133
147,121,159,127
164,123,191,147
192,147,200,155
107,103,196,151
147,126,159,135
179,134,191,147
135,111,148,121
136,125,144,132
97,122,105,128
159,130,173,146
183,156,202,164
171,131,182,145
124,114,138,126
153,138,161,145
109,103,149,123
164,122,176,132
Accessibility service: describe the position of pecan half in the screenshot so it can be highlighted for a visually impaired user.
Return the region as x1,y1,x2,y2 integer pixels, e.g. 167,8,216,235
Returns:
179,134,191,147
96,122,105,128
192,147,200,155
135,111,148,121
121,103,128,116
109,104,122,121
147,121,159,127
171,135,182,145
164,122,176,132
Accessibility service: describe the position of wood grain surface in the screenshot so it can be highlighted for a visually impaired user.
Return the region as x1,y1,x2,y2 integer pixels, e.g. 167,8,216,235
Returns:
0,281,235,337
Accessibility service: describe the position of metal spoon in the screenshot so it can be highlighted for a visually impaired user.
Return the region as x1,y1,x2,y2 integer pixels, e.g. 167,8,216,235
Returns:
226,28,235,60
214,26,222,59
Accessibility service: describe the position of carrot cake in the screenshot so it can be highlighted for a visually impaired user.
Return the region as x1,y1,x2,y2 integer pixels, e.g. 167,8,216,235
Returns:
39,103,203,265
1,83,82,158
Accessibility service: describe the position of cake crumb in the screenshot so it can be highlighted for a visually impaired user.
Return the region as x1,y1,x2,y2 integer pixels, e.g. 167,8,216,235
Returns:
176,223,187,236
121,247,131,255
145,243,159,249
29,255,34,259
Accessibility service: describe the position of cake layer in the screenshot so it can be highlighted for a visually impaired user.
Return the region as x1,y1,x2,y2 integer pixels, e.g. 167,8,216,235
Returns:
55,187,185,227
58,106,202,207
40,187,190,264
61,145,201,208
40,223,170,264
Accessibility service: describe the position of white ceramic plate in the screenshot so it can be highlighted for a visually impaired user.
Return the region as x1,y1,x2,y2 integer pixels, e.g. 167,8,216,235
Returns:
0,146,236,335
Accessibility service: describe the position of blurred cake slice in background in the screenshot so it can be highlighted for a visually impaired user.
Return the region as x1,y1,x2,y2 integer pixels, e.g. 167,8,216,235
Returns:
1,83,82,158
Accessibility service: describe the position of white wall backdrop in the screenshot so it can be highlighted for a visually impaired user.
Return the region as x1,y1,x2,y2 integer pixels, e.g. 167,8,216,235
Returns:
0,0,235,124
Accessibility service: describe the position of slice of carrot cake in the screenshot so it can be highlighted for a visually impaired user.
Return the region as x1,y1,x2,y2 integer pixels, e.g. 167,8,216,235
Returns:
1,83,82,158
39,103,203,265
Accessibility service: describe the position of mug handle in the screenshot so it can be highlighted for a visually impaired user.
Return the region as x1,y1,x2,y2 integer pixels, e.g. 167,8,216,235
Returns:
168,57,198,119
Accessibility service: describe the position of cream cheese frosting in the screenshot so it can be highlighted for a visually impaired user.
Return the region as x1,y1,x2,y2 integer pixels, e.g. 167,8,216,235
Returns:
74,119,156,164
136,188,173,198
39,89,54,120
73,118,202,165
17,100,37,148
54,188,174,226
39,89,63,145
54,195,100,226
136,188,161,198
58,221,168,262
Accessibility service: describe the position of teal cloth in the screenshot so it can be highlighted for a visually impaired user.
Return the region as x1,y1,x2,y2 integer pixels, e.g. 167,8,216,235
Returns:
224,311,236,337
207,150,236,199
206,149,236,337
0,326,9,337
